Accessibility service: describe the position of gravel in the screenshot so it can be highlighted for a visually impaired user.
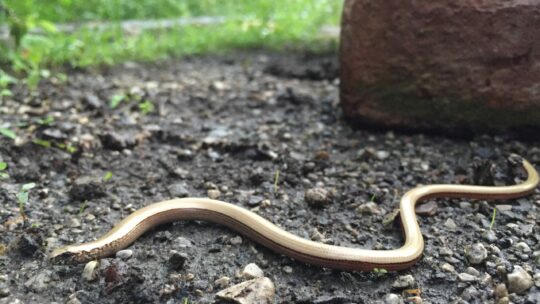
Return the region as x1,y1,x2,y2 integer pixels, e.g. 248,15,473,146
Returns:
0,52,538,303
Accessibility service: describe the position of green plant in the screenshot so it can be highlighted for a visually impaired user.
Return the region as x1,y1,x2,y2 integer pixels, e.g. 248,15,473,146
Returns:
273,169,280,194
79,200,88,217
0,162,8,179
372,268,388,276
103,171,113,182
109,94,125,109
0,127,16,139
32,138,51,148
0,70,17,97
37,115,54,125
17,182,35,220
138,99,154,115
489,207,497,230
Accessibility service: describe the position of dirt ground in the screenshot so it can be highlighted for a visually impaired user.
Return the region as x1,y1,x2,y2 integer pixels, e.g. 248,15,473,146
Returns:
0,52,539,304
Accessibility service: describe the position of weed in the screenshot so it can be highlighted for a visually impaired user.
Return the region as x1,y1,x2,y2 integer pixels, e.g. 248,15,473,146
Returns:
0,161,8,179
103,171,113,182
17,182,35,221
0,127,16,139
489,207,497,230
372,268,388,276
138,100,154,115
32,138,51,148
79,200,88,217
273,169,280,194
109,94,125,109
37,115,54,125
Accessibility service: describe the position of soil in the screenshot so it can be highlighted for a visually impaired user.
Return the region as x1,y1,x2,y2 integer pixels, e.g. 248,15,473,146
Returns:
0,52,539,304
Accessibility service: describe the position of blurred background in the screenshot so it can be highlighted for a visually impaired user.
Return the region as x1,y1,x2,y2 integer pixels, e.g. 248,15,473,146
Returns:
0,0,342,88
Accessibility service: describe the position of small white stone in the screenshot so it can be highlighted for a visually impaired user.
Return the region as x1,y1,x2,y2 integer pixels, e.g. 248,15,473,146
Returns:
444,218,457,229
216,277,275,304
69,218,81,228
441,263,455,273
466,243,488,265
214,276,230,288
356,202,381,215
533,272,540,288
242,263,264,279
207,189,221,199
507,265,533,294
82,260,99,281
375,150,390,160
515,242,531,253
392,275,415,289
383,293,402,304
116,249,133,260
458,273,477,282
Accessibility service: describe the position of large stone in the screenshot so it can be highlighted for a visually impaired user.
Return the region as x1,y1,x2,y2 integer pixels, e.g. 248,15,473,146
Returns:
340,0,540,134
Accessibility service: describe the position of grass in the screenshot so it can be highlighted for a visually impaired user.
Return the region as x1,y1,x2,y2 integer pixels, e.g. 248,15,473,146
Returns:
0,1,342,72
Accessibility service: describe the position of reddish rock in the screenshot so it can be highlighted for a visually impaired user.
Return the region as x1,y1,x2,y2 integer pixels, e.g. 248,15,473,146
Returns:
340,0,540,133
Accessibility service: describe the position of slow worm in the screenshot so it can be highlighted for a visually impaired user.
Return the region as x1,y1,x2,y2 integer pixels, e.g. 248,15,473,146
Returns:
50,157,538,271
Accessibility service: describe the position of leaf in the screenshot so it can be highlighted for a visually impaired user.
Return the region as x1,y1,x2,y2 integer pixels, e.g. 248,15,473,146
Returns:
0,128,16,139
103,171,113,182
32,139,52,148
0,89,13,97
16,191,28,205
0,162,6,170
37,20,58,33
110,94,125,109
22,183,36,191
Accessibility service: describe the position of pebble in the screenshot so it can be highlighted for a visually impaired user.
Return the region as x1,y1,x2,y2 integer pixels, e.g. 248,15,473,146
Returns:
444,218,457,229
99,132,137,150
230,236,243,245
70,176,106,200
495,283,508,299
241,263,264,279
0,285,10,298
215,277,275,304
515,242,531,253
69,218,81,228
458,273,477,282
415,201,438,216
282,266,293,274
116,249,133,260
461,286,479,301
12,234,40,257
248,195,264,207
175,237,193,248
383,293,402,304
24,270,52,293
466,243,488,265
169,250,188,270
532,251,540,266
534,273,540,287
66,293,82,304
82,261,100,281
465,267,480,277
356,202,381,215
441,263,455,272
167,183,190,197
375,150,390,160
391,275,415,289
304,187,332,207
207,189,221,199
214,276,230,288
482,230,497,243
507,265,533,294
439,247,453,256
